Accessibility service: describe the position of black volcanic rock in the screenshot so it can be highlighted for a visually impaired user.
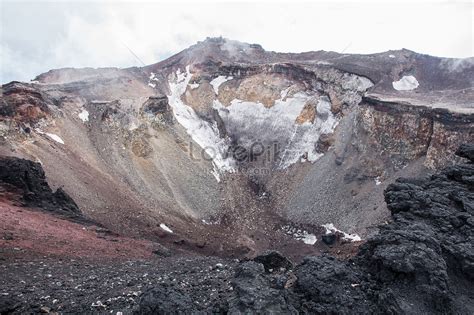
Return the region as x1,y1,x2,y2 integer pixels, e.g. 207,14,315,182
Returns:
321,233,337,245
289,144,474,314
292,255,381,314
0,156,84,220
456,143,474,162
253,250,293,272
133,144,474,314
228,261,296,314
133,286,195,314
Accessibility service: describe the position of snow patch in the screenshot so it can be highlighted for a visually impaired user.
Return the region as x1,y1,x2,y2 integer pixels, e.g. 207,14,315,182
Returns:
389,54,396,58
393,75,419,91
280,87,290,99
282,225,317,245
375,177,382,186
301,233,317,245
148,72,159,88
322,223,361,242
159,223,173,233
214,94,338,169
149,72,158,81
201,219,219,225
128,121,139,131
189,83,199,90
210,75,233,94
168,67,236,175
36,129,65,144
46,133,64,144
78,109,89,122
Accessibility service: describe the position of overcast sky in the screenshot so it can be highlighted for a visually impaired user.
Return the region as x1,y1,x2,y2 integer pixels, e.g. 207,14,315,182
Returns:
0,0,472,83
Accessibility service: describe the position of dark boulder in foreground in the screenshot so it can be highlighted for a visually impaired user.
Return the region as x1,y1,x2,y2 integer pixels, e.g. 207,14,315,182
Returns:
133,286,194,314
253,250,293,272
135,144,474,314
456,143,474,162
228,261,297,314
0,156,85,221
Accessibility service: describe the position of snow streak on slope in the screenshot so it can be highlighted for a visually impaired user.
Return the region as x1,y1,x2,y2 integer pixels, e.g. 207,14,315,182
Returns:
35,129,65,144
168,67,236,176
159,223,173,233
210,76,233,94
46,133,65,145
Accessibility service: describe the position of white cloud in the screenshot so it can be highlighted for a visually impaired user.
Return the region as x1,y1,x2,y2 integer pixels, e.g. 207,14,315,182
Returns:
1,1,472,83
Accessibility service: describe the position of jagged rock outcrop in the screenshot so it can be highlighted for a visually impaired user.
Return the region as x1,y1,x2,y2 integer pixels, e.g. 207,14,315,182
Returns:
0,156,84,221
288,144,473,314
0,82,55,124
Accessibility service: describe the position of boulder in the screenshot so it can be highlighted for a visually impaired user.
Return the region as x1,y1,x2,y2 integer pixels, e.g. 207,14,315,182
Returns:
456,143,474,162
253,250,293,272
227,261,296,314
0,156,83,220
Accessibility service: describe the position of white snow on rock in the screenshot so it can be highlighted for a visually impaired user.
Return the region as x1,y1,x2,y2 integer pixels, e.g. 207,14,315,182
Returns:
392,75,419,91
282,225,317,245
189,83,199,90
301,233,317,245
201,218,219,225
214,94,338,169
375,177,382,186
46,133,64,144
78,109,89,122
168,68,368,176
211,163,221,182
389,54,396,58
168,67,236,176
36,129,65,144
210,75,233,94
322,223,361,242
159,223,173,233
149,72,158,81
148,72,159,88
128,121,139,131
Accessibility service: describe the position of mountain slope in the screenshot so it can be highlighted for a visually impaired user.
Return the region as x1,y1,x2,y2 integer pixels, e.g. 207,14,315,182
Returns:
0,37,473,258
